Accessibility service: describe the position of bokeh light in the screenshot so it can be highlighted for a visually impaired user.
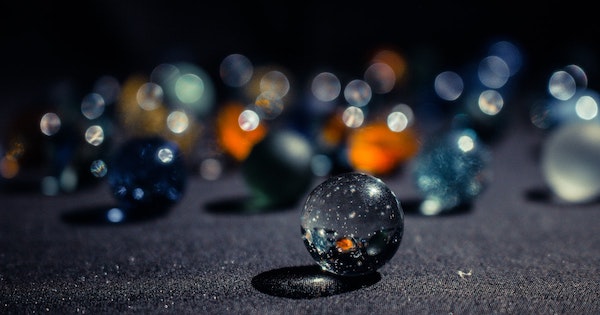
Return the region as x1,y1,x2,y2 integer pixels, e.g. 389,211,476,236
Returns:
387,104,414,132
564,64,588,88
311,72,341,102
216,101,267,161
252,90,284,120
488,40,522,77
478,90,504,115
157,147,174,164
166,110,190,134
344,80,372,107
478,56,510,89
85,125,105,146
434,71,463,101
106,208,125,223
575,95,598,120
40,112,61,136
137,82,164,111
260,70,290,98
238,109,261,131
342,106,365,128
220,53,254,88
90,159,108,178
310,154,332,177
364,62,396,94
371,49,408,83
549,70,576,101
175,73,205,104
387,112,409,132
81,93,106,120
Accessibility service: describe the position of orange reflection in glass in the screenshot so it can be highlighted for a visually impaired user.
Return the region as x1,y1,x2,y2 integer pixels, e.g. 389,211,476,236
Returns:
216,101,267,161
347,122,419,175
335,237,356,252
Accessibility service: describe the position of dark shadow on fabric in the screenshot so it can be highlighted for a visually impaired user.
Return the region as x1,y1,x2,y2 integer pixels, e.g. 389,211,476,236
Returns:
524,186,600,207
401,197,473,216
524,186,554,203
61,204,170,226
203,195,297,215
251,265,381,299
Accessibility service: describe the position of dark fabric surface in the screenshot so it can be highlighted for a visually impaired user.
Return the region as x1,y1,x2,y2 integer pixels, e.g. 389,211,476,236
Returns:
1,116,599,314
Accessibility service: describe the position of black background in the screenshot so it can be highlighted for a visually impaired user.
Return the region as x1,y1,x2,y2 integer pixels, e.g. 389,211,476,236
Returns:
3,1,599,106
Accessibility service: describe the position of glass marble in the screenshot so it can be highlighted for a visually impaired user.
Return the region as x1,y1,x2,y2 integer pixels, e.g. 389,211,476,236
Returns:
242,130,314,208
300,172,404,276
108,136,187,211
410,128,491,215
541,122,600,203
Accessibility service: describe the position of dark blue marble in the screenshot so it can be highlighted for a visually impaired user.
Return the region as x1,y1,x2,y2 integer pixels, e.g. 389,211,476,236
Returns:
108,137,187,213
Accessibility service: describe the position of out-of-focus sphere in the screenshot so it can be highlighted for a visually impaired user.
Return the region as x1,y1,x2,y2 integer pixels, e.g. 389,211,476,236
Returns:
541,122,600,203
434,71,463,101
85,125,105,146
564,64,588,88
364,62,396,94
344,80,372,107
478,89,504,116
40,112,61,136
410,129,491,214
342,106,364,128
166,111,190,134
81,93,106,120
260,70,290,98
253,91,284,120
478,55,510,89
90,159,108,178
108,137,187,211
311,72,341,102
549,70,576,101
301,172,404,276
220,53,254,87
137,82,164,111
242,130,314,207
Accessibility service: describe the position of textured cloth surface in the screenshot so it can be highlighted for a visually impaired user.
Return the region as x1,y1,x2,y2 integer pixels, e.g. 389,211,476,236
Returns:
1,120,599,314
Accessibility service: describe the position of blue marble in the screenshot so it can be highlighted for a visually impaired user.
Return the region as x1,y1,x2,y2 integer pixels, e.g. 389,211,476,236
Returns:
410,128,491,215
108,137,187,212
301,172,404,276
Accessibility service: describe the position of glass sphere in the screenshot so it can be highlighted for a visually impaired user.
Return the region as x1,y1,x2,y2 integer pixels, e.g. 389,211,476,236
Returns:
301,172,404,276
541,122,600,203
242,130,314,208
108,136,187,212
410,128,491,215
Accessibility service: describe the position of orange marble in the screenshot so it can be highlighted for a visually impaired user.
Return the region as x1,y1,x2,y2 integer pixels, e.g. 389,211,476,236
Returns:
347,122,419,175
216,101,267,161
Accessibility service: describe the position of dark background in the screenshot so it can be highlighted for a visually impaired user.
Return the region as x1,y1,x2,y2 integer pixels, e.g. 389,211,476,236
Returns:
2,1,599,106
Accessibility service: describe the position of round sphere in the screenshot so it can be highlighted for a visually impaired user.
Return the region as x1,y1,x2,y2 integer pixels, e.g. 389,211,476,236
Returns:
410,128,491,215
541,122,600,203
301,172,404,276
108,137,187,212
242,130,314,207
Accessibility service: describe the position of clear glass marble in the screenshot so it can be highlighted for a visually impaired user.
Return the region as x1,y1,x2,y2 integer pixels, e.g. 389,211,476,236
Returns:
541,122,600,203
301,172,404,276
410,128,491,215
